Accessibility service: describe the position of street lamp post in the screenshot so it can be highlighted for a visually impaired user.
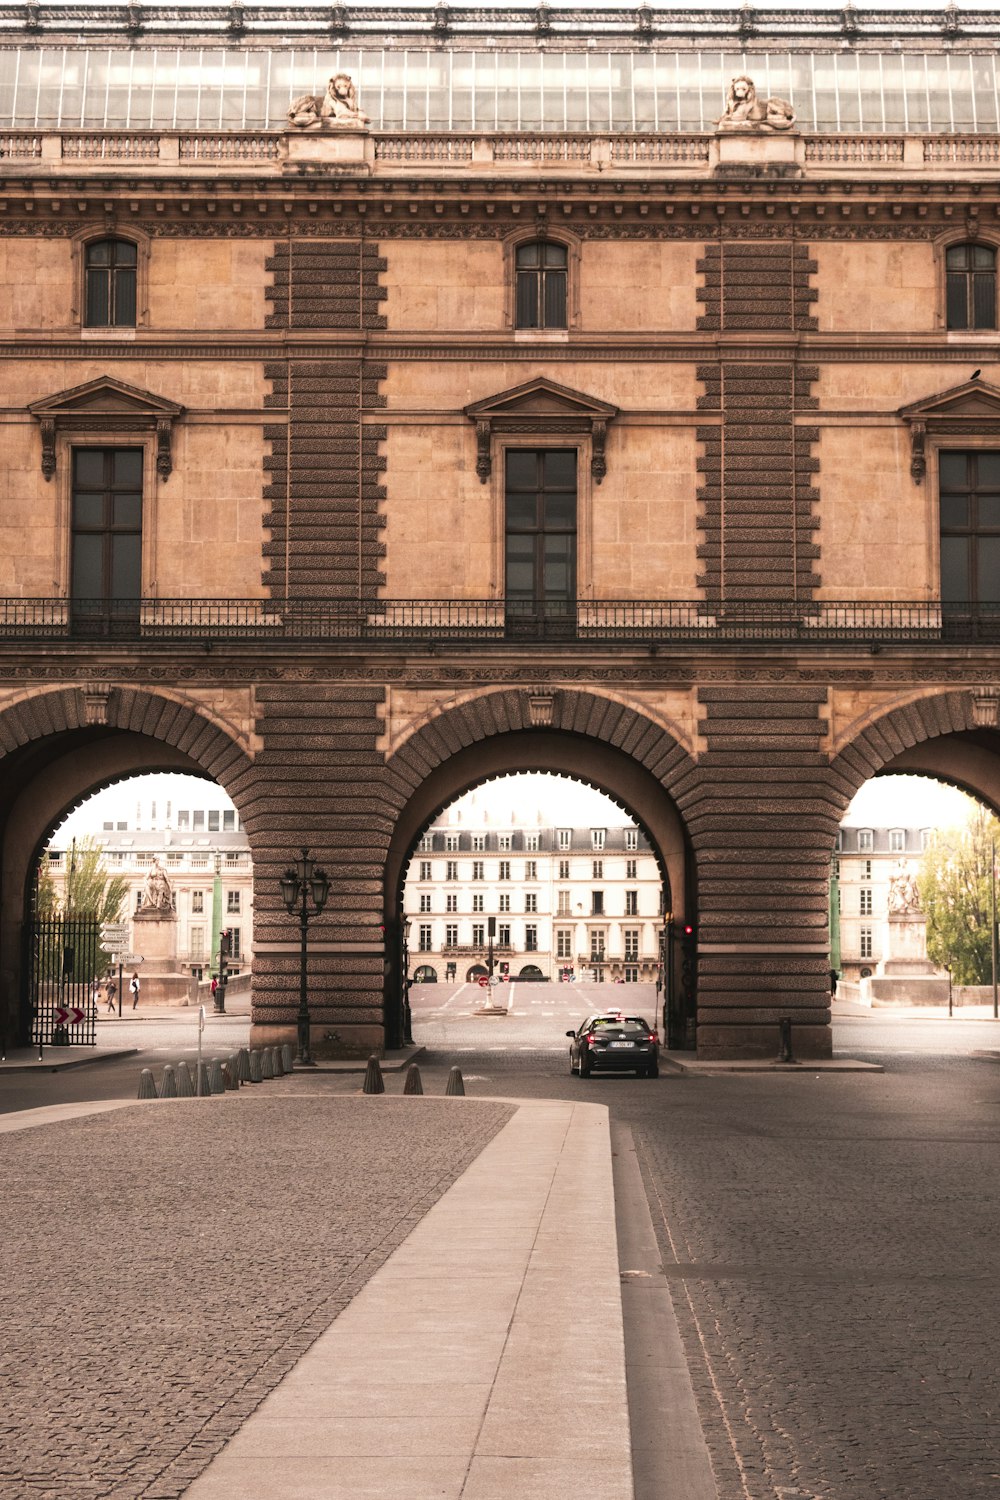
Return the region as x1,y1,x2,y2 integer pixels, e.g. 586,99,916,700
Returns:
401,918,414,1047
279,848,330,1067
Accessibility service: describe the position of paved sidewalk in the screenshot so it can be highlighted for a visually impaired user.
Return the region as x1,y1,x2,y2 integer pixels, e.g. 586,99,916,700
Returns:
182,1099,632,1500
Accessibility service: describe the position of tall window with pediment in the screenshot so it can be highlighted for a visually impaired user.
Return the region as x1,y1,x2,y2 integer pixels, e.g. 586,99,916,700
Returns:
504,449,577,633
939,450,1000,607
71,448,143,631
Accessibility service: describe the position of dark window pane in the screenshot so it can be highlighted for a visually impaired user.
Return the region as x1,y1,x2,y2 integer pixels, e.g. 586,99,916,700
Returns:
543,535,574,597
544,492,576,529
74,450,106,488
977,537,1000,603
940,495,969,530
72,535,103,599
111,535,142,598
114,494,142,528
543,243,568,269
506,493,538,529
976,453,1000,487
973,245,996,270
542,270,567,328
506,451,538,490
978,495,1000,528
515,243,539,269
939,452,969,489
85,270,110,327
940,537,970,603
116,241,138,267
73,494,105,528
515,273,538,328
505,538,535,597
114,450,144,487
114,267,137,327
86,241,111,268
973,271,996,330
543,450,576,488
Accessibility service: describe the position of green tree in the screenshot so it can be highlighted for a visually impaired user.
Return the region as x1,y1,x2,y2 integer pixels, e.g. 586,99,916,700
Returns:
36,838,130,984
922,806,1000,985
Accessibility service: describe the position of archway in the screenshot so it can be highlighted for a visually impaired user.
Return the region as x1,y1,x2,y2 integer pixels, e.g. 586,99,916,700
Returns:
0,688,255,1043
830,690,1000,1018
382,694,697,1051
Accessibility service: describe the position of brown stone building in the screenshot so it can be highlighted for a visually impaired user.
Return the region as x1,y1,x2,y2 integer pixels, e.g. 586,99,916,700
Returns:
3,4,1000,1059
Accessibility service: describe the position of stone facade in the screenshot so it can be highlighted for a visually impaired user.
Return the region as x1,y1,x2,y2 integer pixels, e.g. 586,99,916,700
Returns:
3,11,1000,1059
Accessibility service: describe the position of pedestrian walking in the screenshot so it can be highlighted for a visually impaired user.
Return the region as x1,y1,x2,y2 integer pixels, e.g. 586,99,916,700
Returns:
91,980,102,1013
210,974,218,1001
105,978,117,1013
129,971,141,1009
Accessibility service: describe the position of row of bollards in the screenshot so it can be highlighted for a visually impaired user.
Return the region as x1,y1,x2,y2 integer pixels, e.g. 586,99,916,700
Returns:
138,1043,294,1100
141,1051,468,1100
363,1059,465,1096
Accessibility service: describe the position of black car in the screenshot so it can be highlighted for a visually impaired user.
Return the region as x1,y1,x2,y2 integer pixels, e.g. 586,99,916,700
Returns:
567,1012,660,1078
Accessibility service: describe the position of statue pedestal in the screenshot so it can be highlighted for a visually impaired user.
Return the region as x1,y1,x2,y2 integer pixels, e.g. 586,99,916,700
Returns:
282,129,373,172
860,914,951,1006
712,128,803,174
129,911,196,1006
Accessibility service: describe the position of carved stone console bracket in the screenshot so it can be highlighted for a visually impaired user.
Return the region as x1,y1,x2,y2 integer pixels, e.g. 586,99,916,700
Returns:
29,376,184,483
465,376,619,486
970,689,1000,728
899,375,1000,486
526,687,557,727
81,682,113,726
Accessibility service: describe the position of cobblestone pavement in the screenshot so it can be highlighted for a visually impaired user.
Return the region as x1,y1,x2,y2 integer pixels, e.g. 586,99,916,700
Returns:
0,1094,511,1500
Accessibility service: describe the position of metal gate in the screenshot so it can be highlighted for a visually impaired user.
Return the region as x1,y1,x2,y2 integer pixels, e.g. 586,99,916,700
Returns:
29,916,100,1047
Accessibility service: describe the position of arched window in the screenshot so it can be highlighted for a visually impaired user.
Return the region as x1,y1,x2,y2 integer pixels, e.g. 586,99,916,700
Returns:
946,242,996,331
85,238,138,327
515,241,568,329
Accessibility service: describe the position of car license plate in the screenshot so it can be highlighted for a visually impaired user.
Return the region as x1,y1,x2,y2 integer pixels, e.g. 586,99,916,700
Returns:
609,1040,635,1048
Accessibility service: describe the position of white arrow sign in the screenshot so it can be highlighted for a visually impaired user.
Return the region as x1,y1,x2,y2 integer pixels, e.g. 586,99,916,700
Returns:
100,924,128,938
121,955,144,966
100,942,127,955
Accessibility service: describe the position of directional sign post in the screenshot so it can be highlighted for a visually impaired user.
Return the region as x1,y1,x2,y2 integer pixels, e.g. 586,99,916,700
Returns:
121,955,144,967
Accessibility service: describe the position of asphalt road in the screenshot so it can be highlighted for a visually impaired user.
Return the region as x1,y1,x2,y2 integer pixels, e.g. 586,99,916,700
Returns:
4,984,1000,1499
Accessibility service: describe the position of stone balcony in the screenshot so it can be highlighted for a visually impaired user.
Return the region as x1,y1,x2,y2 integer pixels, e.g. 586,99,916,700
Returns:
1,128,996,180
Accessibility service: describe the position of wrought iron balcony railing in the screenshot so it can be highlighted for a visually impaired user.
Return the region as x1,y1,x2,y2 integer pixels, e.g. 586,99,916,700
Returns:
1,598,998,645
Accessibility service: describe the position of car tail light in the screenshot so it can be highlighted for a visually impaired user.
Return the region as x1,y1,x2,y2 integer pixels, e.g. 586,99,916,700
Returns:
648,1032,658,1045
588,1033,603,1046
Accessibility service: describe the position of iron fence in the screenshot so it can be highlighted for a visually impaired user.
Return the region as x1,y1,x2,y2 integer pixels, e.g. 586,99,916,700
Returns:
29,916,100,1048
0,598,998,645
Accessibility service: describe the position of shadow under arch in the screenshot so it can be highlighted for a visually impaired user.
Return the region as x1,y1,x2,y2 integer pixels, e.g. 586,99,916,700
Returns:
0,685,256,1042
381,689,698,1047
830,689,1000,820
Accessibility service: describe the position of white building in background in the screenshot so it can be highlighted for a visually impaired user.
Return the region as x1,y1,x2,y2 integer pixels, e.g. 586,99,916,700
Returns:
836,825,933,984
403,800,663,984
47,796,252,979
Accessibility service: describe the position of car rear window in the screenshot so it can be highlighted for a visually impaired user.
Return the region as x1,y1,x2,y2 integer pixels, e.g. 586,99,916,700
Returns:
592,1018,649,1035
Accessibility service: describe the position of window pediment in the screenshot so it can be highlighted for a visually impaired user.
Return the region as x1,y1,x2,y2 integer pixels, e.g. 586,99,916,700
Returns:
29,376,184,481
899,376,1000,482
465,377,618,484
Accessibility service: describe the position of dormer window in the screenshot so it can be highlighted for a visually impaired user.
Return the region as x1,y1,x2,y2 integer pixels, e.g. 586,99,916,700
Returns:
85,238,138,327
515,241,568,329
946,242,996,331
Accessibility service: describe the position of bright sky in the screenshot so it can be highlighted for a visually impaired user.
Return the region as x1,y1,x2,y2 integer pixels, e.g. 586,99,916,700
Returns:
53,768,979,845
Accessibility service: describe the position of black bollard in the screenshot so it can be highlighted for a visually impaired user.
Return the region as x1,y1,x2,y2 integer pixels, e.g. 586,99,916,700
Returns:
403,1062,424,1096
363,1055,385,1095
778,1016,795,1064
445,1066,465,1097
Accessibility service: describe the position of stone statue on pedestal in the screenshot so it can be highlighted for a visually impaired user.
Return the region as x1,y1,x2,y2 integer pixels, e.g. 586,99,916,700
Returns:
138,856,173,914
718,75,796,131
287,73,370,130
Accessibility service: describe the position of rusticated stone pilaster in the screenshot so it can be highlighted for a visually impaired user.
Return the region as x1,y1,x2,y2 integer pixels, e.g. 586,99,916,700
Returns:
263,239,387,599
696,241,820,606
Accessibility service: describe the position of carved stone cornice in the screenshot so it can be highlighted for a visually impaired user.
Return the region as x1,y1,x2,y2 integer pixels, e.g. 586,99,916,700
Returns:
898,376,1000,484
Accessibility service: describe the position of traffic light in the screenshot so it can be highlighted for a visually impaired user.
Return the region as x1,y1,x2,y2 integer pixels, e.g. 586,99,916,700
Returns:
220,929,232,959
499,961,509,979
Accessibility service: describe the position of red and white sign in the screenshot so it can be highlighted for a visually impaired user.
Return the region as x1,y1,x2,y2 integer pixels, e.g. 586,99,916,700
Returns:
477,976,490,988
54,1006,85,1026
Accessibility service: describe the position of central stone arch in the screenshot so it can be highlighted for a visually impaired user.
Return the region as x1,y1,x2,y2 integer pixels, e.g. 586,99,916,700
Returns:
380,686,698,1046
